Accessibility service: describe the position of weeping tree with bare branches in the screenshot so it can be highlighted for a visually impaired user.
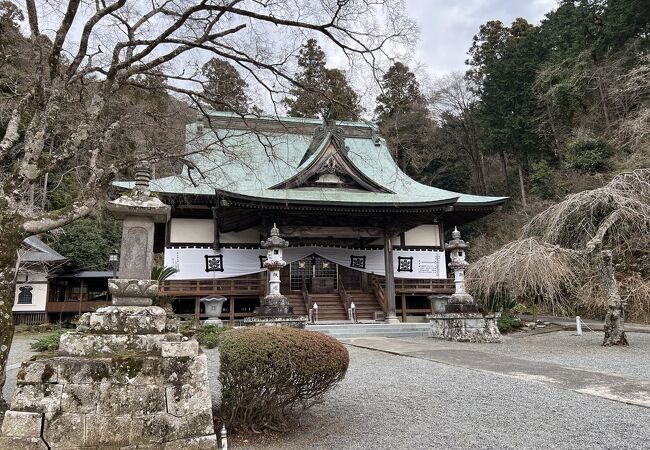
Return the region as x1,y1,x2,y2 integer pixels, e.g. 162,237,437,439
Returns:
468,169,650,346
0,0,415,399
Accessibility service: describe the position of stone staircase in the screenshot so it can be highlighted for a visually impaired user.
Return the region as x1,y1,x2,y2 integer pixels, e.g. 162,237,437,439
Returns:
305,322,431,339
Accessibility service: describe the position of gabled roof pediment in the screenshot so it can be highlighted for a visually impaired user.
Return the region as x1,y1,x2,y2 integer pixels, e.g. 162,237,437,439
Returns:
271,122,392,193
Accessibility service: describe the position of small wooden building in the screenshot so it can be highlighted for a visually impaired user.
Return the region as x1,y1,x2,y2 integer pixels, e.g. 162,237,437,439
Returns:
115,112,506,323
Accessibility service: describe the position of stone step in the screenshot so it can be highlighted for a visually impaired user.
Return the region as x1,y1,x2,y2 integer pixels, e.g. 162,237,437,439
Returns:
306,323,431,339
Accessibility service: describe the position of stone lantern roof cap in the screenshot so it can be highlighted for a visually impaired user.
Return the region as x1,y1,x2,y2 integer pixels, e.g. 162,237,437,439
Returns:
445,227,470,251
261,223,289,249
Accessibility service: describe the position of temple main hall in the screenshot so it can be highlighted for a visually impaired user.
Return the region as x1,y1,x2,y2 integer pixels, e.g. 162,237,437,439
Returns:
115,112,506,323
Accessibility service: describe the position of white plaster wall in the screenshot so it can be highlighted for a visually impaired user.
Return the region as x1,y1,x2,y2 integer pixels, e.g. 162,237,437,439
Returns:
169,219,260,244
13,282,48,312
404,224,440,247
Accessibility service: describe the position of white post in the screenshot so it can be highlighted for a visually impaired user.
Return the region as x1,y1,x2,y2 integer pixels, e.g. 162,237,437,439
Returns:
220,424,228,450
350,302,356,323
313,303,318,323
576,316,583,336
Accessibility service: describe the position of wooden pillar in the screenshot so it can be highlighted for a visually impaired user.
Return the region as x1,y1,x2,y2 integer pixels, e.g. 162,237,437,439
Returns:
383,228,399,323
229,297,235,326
401,294,407,323
194,297,200,324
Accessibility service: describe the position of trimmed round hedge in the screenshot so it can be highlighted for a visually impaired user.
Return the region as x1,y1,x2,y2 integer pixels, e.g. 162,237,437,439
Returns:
218,326,349,431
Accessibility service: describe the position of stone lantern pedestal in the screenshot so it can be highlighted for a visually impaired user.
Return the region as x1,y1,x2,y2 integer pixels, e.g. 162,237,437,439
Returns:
201,296,227,326
0,165,218,449
427,228,501,343
244,225,307,328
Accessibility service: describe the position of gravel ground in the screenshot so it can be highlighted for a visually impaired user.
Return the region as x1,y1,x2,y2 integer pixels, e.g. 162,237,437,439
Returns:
4,332,650,449
3,333,41,403
231,345,650,450
396,331,650,380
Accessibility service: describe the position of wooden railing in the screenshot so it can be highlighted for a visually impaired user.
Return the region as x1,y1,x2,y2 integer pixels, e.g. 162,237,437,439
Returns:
161,274,265,296
338,276,354,321
46,301,111,313
369,274,387,313
391,278,455,294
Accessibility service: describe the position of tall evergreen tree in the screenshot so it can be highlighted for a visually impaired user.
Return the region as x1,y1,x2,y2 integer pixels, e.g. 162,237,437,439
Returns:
201,58,250,113
467,19,550,207
375,62,434,174
284,39,361,120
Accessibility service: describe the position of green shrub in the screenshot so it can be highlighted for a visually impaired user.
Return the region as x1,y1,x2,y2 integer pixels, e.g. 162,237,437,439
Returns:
497,313,524,334
478,292,517,313
565,132,614,173
31,330,65,352
219,327,349,431
530,160,557,199
195,324,230,349
511,303,529,315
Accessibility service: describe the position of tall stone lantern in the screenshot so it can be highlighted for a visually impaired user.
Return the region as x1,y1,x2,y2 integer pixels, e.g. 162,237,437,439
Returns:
244,224,307,327
0,163,219,448
427,227,501,343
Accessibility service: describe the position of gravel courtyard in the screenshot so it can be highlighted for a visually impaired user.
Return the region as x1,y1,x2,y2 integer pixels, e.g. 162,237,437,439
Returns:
4,330,650,449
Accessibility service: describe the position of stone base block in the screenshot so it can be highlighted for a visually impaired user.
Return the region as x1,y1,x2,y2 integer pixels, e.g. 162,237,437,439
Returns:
428,313,501,343
244,316,308,328
1,306,217,448
79,306,171,334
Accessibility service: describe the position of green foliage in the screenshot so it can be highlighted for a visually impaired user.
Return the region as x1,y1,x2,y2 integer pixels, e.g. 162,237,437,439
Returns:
375,62,435,174
497,313,524,334
530,160,557,199
219,327,349,431
284,39,360,120
478,292,517,313
51,214,121,270
201,58,250,113
195,324,231,349
511,303,529,315
565,132,614,173
151,266,178,282
30,330,65,352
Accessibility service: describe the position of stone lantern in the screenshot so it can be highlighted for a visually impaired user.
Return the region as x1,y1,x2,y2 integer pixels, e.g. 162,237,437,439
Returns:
427,227,501,343
201,296,227,326
244,224,307,327
262,224,288,299
445,227,476,311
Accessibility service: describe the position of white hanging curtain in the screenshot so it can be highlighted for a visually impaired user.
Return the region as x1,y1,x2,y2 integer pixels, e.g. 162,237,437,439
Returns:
164,246,446,280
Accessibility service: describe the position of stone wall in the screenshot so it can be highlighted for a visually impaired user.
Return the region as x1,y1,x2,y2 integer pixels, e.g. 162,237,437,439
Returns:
0,306,217,449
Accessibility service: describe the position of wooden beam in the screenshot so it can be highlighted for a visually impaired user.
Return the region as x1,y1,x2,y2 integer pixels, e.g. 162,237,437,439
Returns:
401,294,407,323
229,297,235,326
383,227,398,323
194,297,200,324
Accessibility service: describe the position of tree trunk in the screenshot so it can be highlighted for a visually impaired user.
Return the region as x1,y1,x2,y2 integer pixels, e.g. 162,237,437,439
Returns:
478,150,488,195
517,162,527,209
596,69,611,131
500,151,510,194
0,217,23,409
600,250,628,346
544,101,561,154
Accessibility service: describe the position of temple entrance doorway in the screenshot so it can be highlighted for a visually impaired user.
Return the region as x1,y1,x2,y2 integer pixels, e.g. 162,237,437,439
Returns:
289,254,338,293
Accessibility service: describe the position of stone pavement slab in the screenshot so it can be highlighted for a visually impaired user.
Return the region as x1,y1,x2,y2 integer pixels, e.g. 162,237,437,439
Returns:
343,336,650,408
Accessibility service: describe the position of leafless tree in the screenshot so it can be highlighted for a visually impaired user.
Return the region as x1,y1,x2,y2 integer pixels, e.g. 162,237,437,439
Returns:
468,169,650,346
0,0,415,399
430,72,487,195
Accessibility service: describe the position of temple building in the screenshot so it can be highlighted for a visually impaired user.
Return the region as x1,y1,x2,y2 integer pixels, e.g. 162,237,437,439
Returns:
114,112,506,323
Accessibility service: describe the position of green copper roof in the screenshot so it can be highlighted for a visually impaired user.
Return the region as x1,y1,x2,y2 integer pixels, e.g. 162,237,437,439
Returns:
113,112,507,208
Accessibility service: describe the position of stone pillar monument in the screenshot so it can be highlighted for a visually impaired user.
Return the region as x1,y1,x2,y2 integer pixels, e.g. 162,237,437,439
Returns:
427,228,501,343
0,165,218,449
244,224,307,328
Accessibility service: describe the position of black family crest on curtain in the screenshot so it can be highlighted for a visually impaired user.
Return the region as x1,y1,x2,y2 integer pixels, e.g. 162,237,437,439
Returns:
259,255,268,268
204,254,224,272
397,256,413,272
350,255,366,269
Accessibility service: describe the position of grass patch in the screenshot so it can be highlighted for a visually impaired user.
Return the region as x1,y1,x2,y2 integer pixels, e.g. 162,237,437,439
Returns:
30,330,65,352
195,324,231,349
